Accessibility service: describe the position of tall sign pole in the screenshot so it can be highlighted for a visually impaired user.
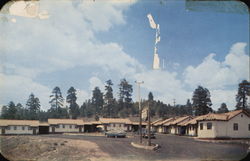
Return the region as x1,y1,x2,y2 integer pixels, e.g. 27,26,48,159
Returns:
147,13,161,70
135,81,144,144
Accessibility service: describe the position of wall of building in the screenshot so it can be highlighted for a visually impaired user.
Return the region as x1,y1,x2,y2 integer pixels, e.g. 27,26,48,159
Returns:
216,113,250,138
186,125,197,136
1,126,38,135
157,126,163,133
106,123,130,131
170,126,176,134
198,113,250,138
197,121,216,138
49,124,82,133
162,126,169,133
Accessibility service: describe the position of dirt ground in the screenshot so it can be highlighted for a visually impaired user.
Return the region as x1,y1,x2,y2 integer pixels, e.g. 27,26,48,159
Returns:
0,134,249,161
0,135,110,161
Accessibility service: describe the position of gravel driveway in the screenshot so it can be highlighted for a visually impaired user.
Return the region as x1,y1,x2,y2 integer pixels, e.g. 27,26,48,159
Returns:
44,133,249,160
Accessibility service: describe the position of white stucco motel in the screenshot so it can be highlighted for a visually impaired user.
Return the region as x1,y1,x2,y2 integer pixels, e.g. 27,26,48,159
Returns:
48,119,85,133
0,120,39,135
197,110,250,138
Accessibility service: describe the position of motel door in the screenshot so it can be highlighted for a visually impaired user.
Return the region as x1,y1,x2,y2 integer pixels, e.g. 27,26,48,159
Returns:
79,126,82,133
33,129,36,135
195,125,198,136
1,128,5,135
52,127,55,133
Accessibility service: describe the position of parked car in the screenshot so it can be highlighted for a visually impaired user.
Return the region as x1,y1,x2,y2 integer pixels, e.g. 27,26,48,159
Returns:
142,128,156,139
105,130,126,138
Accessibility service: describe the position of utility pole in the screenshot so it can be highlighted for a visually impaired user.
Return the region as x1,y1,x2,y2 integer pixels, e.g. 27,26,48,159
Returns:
147,101,151,146
135,81,144,144
173,99,176,107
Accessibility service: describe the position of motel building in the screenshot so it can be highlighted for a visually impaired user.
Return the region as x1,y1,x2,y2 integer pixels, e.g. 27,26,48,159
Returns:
196,110,250,139
150,109,250,139
48,119,85,133
0,109,249,139
0,120,39,135
151,119,164,132
98,118,132,132
178,115,204,136
168,116,193,135
153,118,175,133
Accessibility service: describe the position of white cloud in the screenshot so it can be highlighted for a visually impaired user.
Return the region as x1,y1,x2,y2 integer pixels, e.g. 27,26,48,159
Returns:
183,42,249,110
89,76,105,91
173,62,180,68
133,70,191,105
0,0,142,78
183,42,249,89
76,89,89,106
0,73,51,109
210,89,236,110
0,0,139,109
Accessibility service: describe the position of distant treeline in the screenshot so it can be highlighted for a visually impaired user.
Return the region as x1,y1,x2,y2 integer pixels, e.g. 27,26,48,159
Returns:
1,79,249,121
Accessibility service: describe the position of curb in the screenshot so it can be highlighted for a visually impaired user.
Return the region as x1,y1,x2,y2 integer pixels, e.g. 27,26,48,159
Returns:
194,138,250,146
63,133,104,136
131,142,159,150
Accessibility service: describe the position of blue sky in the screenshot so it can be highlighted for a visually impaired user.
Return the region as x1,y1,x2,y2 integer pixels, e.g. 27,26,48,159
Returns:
0,0,249,110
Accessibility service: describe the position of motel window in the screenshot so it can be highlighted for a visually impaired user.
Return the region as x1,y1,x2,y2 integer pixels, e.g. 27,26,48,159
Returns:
62,125,65,128
233,123,238,131
200,123,203,130
6,126,10,130
69,125,72,129
22,126,25,130
207,123,212,130
14,126,17,130
113,124,115,127
28,126,32,130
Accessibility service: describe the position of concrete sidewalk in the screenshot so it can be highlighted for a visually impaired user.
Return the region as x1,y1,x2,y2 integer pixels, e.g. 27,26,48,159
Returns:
193,137,250,146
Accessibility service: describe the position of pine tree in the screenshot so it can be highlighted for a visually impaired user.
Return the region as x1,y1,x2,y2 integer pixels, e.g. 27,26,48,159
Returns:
148,92,154,102
236,80,250,109
49,86,65,118
91,87,104,116
26,93,40,119
217,103,229,113
49,86,64,109
84,99,95,117
192,86,213,116
148,92,155,117
1,105,9,119
118,79,133,117
8,101,17,119
185,99,193,115
66,87,79,119
15,103,24,119
80,102,87,117
103,80,115,117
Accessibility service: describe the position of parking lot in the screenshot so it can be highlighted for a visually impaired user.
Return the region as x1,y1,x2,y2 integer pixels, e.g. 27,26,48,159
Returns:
44,133,249,161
